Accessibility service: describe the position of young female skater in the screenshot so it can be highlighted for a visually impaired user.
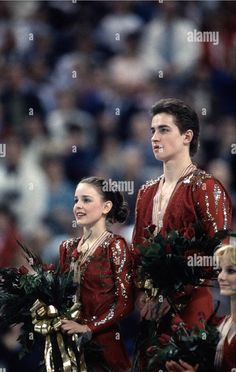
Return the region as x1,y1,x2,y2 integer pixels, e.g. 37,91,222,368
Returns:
59,177,134,371
166,244,236,371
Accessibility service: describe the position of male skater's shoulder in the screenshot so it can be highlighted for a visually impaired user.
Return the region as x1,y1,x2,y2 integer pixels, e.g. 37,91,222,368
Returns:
189,168,232,236
139,176,162,195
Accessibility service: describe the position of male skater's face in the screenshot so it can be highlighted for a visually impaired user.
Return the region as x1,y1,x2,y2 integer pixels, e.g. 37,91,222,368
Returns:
151,113,187,161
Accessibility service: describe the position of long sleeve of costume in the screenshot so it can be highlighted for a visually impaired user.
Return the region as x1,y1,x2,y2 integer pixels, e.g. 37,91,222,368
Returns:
192,176,232,238
132,180,158,247
132,188,143,248
181,176,232,326
86,237,134,333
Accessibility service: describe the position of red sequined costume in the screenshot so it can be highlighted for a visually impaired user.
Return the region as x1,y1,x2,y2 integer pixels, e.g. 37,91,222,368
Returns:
133,169,232,327
215,316,236,371
220,335,236,371
59,233,134,372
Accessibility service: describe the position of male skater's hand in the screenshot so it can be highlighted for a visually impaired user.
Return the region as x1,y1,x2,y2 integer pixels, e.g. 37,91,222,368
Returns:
166,359,199,372
61,320,91,334
137,292,170,321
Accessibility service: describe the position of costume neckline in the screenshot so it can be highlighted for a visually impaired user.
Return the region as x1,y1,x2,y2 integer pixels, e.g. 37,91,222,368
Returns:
153,164,197,232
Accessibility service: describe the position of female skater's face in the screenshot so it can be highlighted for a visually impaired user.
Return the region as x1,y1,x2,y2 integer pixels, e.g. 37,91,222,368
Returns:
73,183,111,228
218,255,236,297
151,113,192,162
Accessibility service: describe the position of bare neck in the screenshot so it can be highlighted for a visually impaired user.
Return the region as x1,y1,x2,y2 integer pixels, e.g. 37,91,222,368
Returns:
163,157,193,184
231,296,236,322
83,221,107,244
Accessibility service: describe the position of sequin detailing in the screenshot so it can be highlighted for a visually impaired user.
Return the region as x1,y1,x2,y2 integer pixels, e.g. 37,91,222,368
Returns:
191,170,230,233
77,235,132,330
62,238,80,269
140,178,161,192
182,172,194,184
191,169,212,191
191,171,218,229
111,239,126,274
222,191,228,230
213,184,221,214
93,303,116,327
119,280,128,300
63,238,80,251
204,192,218,232
112,239,128,303
92,238,130,328
125,273,131,283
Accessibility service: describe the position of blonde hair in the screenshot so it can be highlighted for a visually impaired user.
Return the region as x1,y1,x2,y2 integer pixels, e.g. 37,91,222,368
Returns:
214,244,236,369
214,244,236,266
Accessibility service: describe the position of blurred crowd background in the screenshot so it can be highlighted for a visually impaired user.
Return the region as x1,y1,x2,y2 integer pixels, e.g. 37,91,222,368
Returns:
0,1,235,368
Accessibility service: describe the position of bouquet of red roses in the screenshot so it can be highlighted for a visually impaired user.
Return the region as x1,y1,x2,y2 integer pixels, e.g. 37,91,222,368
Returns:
132,224,227,371
0,241,108,372
146,314,219,372
136,223,227,306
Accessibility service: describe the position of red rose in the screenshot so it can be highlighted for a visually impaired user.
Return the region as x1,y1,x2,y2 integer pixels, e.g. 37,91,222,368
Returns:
197,312,207,327
143,224,156,239
183,249,199,259
158,333,171,345
42,263,55,271
171,324,179,333
182,284,193,296
146,346,157,353
143,228,151,239
71,249,79,260
19,265,29,275
183,226,195,239
184,324,192,331
148,224,156,234
165,244,172,253
140,240,151,249
171,314,183,326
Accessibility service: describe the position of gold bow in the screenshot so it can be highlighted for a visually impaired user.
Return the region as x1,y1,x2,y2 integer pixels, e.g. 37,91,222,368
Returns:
30,300,87,372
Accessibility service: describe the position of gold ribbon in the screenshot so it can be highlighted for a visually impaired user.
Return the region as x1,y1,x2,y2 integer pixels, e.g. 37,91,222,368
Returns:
72,334,87,372
30,299,87,372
